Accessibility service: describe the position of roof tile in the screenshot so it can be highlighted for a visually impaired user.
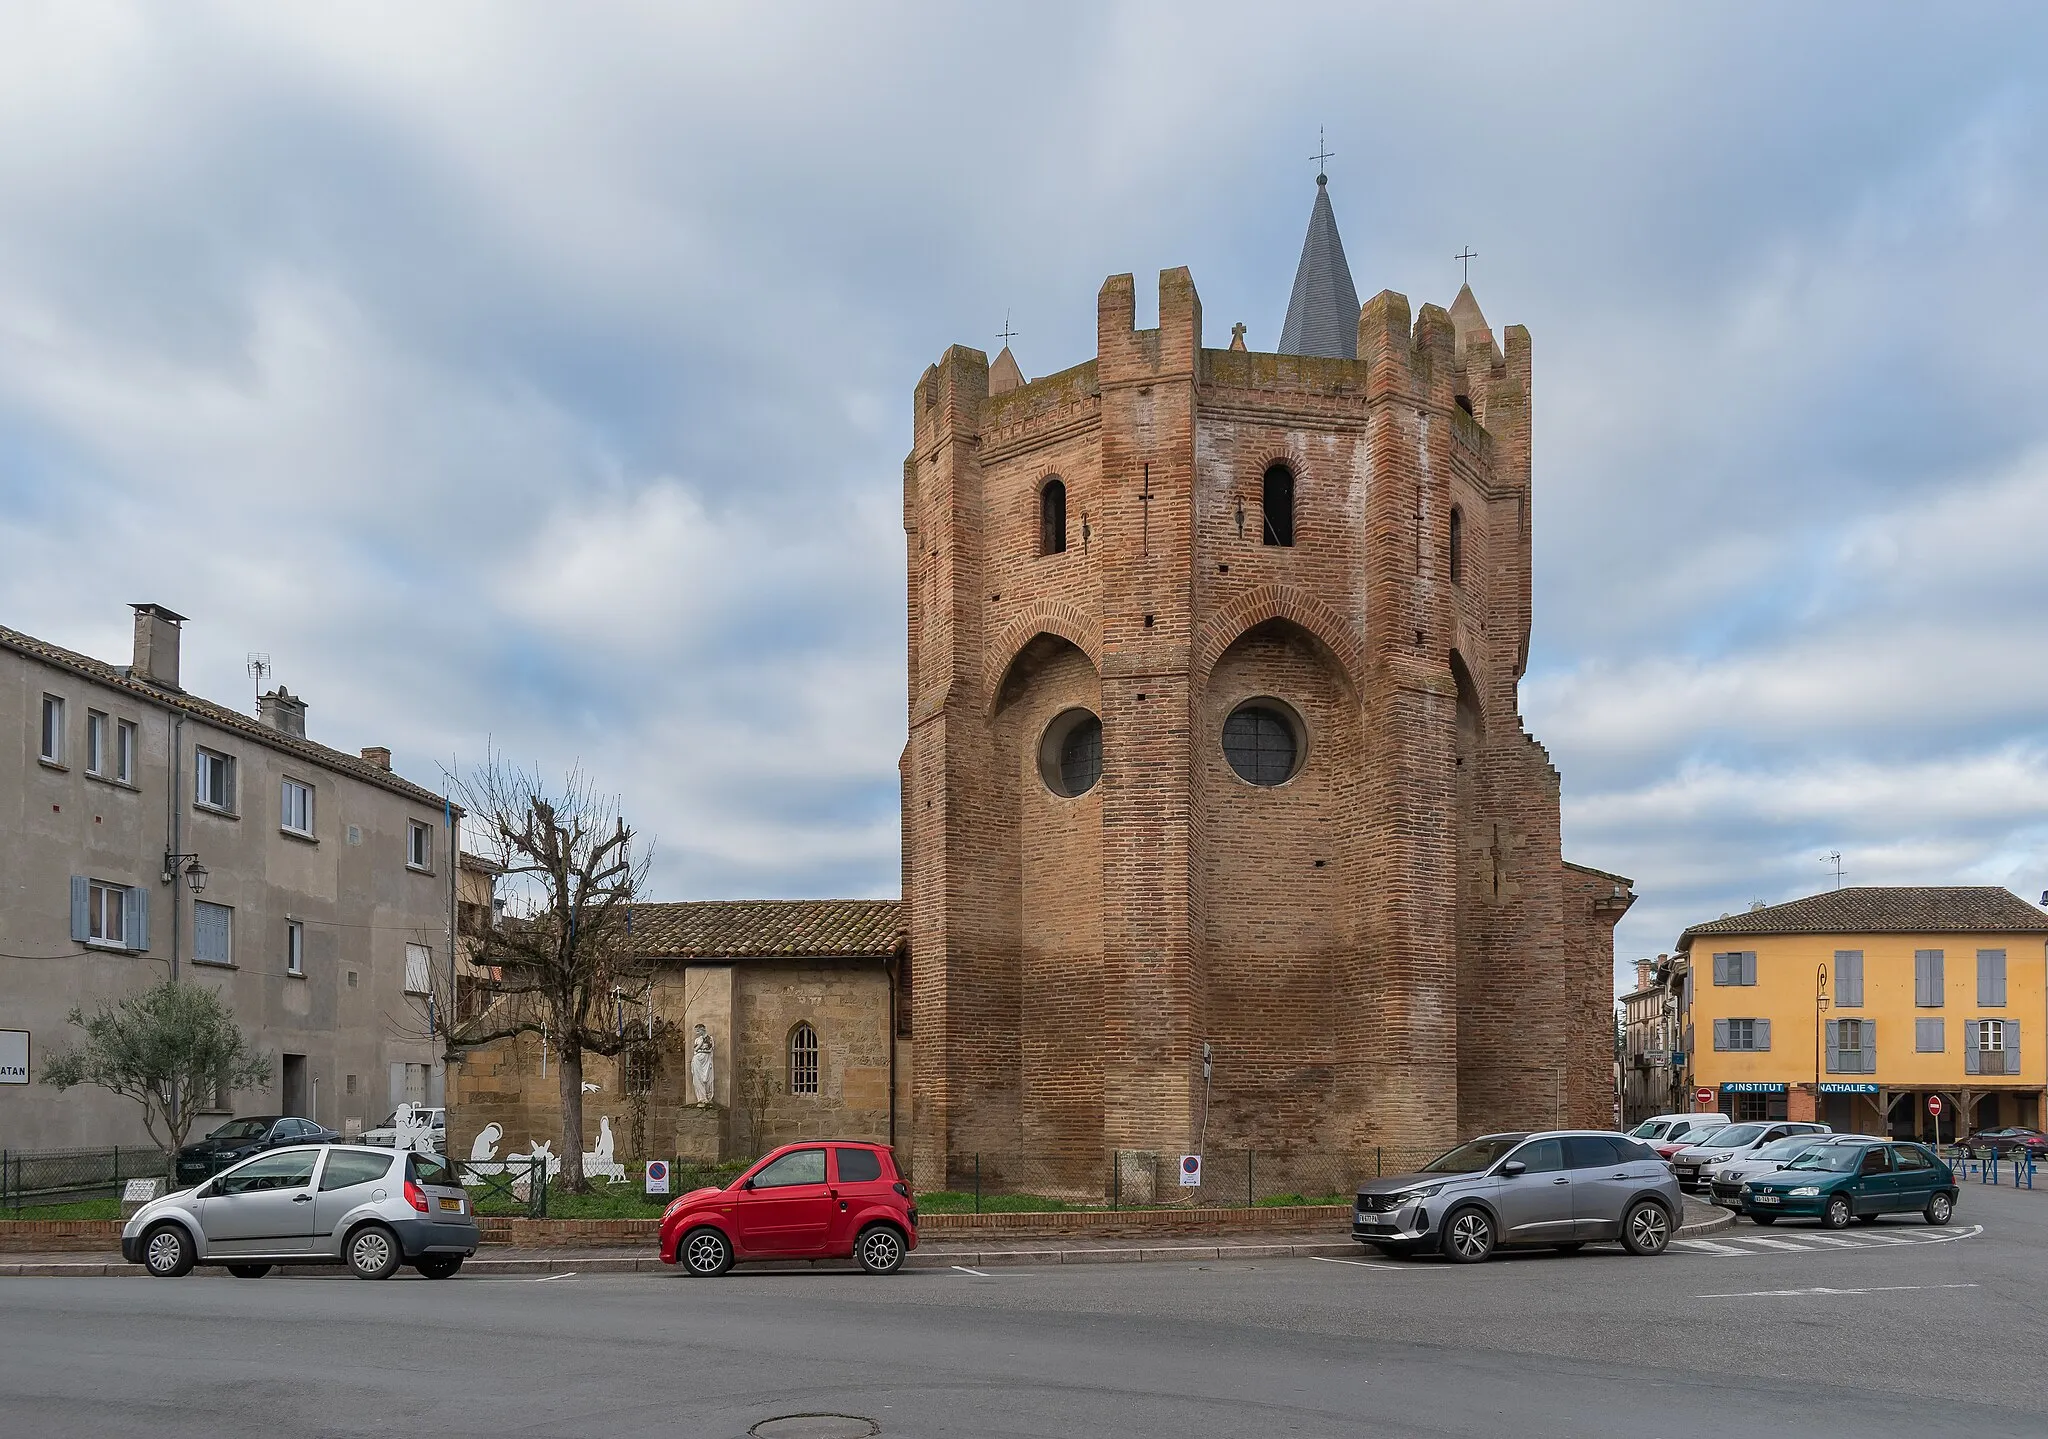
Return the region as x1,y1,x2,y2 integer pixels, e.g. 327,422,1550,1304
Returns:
1679,886,2048,946
628,899,903,960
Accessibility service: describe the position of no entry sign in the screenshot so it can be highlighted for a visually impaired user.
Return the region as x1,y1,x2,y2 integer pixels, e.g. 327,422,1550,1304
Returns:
1695,1087,1714,1107
1927,1094,1943,1118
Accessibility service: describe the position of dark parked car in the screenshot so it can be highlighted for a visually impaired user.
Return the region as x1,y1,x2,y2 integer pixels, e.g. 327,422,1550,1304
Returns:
1742,1139,1957,1228
1964,1127,2048,1161
174,1116,338,1188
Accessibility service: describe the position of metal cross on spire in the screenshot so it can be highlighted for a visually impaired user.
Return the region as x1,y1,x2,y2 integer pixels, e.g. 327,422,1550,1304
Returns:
1311,127,1335,182
997,310,1018,349
1455,247,1478,284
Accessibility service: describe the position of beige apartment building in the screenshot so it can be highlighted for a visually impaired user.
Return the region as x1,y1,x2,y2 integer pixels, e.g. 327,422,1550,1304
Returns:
1,602,468,1152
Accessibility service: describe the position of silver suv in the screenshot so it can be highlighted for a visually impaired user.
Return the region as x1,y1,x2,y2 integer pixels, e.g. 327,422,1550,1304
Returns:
1352,1130,1682,1263
121,1143,479,1280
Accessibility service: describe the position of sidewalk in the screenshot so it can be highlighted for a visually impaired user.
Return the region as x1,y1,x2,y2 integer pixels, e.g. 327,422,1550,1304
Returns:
0,1202,1732,1277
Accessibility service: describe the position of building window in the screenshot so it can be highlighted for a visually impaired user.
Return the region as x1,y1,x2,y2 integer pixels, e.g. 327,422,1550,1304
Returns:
286,920,304,977
1222,700,1303,787
1977,949,2007,1007
1731,1093,1776,1123
194,901,233,966
1970,1019,2017,1077
1448,506,1464,584
1916,1017,1945,1052
39,694,64,764
1914,949,1945,1007
1829,1018,1871,1074
1712,952,1758,987
1714,1018,1769,1051
116,719,137,783
1833,950,1862,1008
87,881,126,948
345,1073,357,1095
85,711,108,776
404,943,432,994
281,778,314,837
195,747,236,813
623,1048,655,1097
407,821,433,872
1040,477,1067,556
1037,708,1102,799
1261,464,1295,547
789,1022,819,1095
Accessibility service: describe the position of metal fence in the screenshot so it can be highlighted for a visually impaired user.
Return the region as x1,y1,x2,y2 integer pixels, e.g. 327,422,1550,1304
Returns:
0,1147,159,1210
455,1154,555,1218
920,1147,1449,1214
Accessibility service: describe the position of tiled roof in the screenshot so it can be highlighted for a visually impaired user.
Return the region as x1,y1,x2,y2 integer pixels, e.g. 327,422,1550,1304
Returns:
629,899,904,960
0,621,451,811
1679,887,2048,946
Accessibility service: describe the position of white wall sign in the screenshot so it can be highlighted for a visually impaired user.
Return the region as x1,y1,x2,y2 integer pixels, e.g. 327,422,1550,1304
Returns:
123,1179,162,1204
0,1029,27,1084
645,1159,670,1195
1178,1153,1202,1188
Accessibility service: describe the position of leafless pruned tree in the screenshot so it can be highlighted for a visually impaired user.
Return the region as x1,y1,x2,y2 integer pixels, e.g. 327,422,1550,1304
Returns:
442,752,656,1190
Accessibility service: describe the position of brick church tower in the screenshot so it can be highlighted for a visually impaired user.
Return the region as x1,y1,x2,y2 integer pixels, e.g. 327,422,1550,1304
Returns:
902,175,1631,1188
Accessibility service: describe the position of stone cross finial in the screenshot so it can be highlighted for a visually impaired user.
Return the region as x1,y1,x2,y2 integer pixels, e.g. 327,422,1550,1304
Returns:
1229,322,1247,351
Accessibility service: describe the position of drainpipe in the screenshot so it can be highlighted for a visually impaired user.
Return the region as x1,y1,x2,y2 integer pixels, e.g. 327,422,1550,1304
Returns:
885,951,897,1151
167,712,184,982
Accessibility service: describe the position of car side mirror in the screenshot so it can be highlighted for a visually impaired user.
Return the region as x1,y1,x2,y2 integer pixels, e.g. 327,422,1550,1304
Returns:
1500,1160,1527,1177
740,1178,756,1190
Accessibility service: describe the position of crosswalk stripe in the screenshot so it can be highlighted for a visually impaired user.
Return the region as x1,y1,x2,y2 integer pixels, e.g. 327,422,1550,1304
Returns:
1856,1232,1918,1244
1728,1235,1812,1251
1800,1235,1870,1248
1672,1239,1750,1256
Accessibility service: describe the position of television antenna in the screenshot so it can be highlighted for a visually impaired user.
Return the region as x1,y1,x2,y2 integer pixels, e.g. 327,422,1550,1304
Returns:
247,653,272,711
1820,851,1845,889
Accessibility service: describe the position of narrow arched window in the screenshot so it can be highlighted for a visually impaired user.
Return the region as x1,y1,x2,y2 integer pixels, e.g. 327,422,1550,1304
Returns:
789,1022,819,1094
1449,506,1464,585
1040,477,1067,556
1262,464,1294,547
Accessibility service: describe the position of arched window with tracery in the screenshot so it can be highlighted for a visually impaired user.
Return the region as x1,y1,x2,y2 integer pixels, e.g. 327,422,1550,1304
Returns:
1449,506,1464,585
1040,477,1067,556
1262,464,1295,547
789,1022,819,1095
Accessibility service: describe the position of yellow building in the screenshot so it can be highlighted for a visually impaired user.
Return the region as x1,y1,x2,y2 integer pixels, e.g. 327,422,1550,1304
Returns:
1676,887,2046,1140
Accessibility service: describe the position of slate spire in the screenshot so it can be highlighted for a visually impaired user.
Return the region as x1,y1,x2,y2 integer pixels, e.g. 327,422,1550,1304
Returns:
1278,173,1360,359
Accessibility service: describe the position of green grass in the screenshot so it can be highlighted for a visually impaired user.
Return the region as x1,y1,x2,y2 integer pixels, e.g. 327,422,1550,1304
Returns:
2,1198,123,1220
914,1190,1082,1215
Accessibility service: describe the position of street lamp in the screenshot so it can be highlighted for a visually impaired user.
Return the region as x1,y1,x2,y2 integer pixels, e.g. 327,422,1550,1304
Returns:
162,852,208,895
1815,963,1830,1102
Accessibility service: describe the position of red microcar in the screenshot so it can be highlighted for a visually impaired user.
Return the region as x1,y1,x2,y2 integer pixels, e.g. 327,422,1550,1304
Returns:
658,1141,918,1276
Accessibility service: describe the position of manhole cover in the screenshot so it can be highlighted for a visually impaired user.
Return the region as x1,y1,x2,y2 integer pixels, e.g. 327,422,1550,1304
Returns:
748,1417,880,1439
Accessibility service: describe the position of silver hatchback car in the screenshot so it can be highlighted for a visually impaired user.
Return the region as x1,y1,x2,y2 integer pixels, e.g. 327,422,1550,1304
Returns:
122,1143,479,1280
1352,1130,1683,1262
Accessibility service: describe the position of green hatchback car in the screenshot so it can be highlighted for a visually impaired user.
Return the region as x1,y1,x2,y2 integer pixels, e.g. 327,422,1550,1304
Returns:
1742,1139,1958,1229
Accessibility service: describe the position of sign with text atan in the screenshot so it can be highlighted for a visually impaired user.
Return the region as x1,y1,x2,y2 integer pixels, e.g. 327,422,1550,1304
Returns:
0,1029,26,1084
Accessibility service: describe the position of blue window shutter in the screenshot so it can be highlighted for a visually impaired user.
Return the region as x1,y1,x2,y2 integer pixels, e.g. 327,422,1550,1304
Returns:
1863,1019,1876,1074
1931,950,1945,1002
1825,1020,1839,1074
1755,1017,1771,1052
2011,1021,2020,1075
1994,950,2007,1006
125,886,149,953
1965,1020,1980,1075
1712,953,1729,986
70,876,89,942
1713,1019,1730,1052
1741,952,1758,986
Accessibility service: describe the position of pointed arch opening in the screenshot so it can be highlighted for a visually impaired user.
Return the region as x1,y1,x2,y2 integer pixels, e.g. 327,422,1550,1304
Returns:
1040,476,1068,556
1449,505,1464,586
1262,464,1295,547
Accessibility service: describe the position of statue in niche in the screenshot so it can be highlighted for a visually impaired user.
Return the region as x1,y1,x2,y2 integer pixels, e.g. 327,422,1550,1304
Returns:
691,1023,716,1104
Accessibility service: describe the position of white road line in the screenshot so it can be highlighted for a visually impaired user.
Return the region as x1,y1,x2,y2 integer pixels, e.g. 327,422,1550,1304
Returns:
1728,1235,1814,1251
1695,1282,1979,1299
950,1265,992,1277
1671,1239,1750,1256
1311,1255,1412,1272
1855,1232,1918,1245
531,1272,577,1282
1799,1235,1870,1248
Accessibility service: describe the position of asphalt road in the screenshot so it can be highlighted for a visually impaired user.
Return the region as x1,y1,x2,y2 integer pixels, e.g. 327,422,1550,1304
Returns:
2,1183,2044,1438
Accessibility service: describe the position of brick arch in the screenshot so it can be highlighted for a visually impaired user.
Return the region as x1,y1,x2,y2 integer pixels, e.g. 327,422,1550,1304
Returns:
984,601,1102,714
1194,586,1365,700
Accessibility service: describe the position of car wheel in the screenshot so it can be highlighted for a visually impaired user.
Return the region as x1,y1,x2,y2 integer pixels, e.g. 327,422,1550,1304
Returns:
226,1264,271,1279
1822,1196,1853,1230
1621,1201,1671,1256
141,1223,194,1278
1551,1243,1584,1254
1925,1191,1954,1225
681,1226,733,1277
1441,1206,1495,1264
414,1256,464,1279
1750,1214,1778,1225
346,1223,403,1280
856,1223,906,1275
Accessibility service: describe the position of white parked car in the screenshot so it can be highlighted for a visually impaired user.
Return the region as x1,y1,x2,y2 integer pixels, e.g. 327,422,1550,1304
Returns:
1703,1133,1864,1208
1671,1120,1832,1191
361,1106,446,1151
1628,1113,1733,1158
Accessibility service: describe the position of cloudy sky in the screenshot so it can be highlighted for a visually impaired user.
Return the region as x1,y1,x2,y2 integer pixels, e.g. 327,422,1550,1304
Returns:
4,3,2046,990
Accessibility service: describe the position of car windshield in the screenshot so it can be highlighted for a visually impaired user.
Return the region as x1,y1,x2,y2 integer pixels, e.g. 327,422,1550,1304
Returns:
1629,1121,1670,1140
1786,1146,1862,1172
1422,1136,1525,1173
1756,1135,1831,1159
207,1119,270,1141
1695,1124,1767,1149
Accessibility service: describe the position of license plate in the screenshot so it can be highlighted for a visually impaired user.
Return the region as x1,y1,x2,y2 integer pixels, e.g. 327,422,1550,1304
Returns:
438,1197,463,1213
1754,1194,1781,1205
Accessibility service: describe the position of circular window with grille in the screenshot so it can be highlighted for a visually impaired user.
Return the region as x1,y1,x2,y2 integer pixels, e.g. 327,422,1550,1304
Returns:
1222,699,1305,786
1038,708,1102,798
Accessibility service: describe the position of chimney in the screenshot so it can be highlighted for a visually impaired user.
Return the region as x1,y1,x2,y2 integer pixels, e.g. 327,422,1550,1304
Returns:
1635,961,1655,991
129,604,188,690
258,686,308,738
360,746,392,771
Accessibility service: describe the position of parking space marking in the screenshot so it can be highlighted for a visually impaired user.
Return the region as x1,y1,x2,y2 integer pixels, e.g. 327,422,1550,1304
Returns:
1671,1239,1750,1256
1694,1283,1979,1299
1670,1223,1982,1258
1311,1255,1414,1273
532,1272,577,1282
1727,1235,1809,1251
951,1266,992,1277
